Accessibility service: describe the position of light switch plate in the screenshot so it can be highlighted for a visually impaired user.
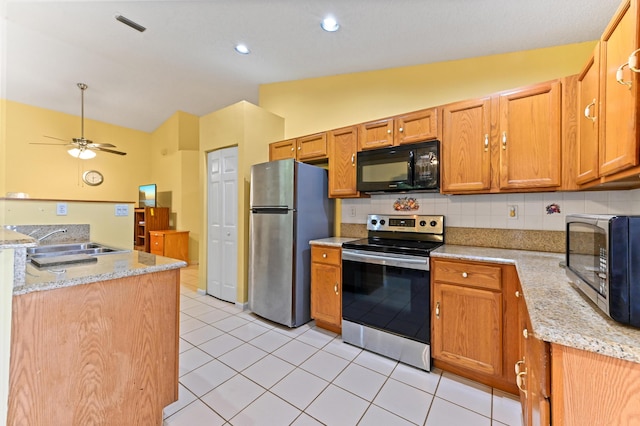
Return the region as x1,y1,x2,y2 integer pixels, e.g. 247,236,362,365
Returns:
115,204,129,216
56,202,68,216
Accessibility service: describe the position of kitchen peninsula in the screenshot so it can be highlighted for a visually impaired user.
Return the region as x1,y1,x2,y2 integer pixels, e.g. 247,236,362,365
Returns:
4,229,186,425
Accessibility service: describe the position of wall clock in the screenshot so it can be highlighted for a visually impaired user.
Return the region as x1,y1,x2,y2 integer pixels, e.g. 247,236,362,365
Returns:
82,170,104,186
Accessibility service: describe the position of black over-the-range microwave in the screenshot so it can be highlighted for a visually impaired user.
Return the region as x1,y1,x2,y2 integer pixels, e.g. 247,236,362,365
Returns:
356,140,440,193
565,214,640,327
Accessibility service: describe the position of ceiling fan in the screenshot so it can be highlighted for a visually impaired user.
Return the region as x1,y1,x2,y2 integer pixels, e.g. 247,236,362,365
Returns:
31,83,127,158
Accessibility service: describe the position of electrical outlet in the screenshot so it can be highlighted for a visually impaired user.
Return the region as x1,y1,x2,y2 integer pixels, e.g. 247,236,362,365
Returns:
350,207,357,217
56,202,68,216
508,205,518,219
115,204,129,216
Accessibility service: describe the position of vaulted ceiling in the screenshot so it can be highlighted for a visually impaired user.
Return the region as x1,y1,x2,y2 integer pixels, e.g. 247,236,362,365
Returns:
3,0,621,132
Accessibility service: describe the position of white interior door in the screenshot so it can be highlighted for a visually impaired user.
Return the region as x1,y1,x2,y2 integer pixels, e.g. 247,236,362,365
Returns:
207,146,238,302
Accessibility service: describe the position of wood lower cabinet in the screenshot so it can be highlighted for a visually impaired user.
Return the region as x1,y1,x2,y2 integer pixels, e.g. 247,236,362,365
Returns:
8,270,180,425
431,258,519,394
441,80,561,194
310,245,342,333
328,125,361,198
150,230,189,262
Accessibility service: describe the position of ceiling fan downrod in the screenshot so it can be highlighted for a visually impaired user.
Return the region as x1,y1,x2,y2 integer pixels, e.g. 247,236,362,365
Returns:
78,83,88,141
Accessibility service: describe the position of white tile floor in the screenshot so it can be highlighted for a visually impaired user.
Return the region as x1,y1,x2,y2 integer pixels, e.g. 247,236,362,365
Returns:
163,266,523,426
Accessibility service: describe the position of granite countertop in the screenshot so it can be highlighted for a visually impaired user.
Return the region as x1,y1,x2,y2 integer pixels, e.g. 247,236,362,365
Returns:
0,228,37,249
310,237,361,247
15,250,186,295
432,245,640,364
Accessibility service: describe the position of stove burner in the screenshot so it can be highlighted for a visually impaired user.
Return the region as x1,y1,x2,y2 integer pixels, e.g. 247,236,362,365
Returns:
342,237,443,257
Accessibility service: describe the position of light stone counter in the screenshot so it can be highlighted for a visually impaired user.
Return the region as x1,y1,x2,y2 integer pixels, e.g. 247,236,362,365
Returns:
310,237,361,247
15,250,186,296
432,245,640,363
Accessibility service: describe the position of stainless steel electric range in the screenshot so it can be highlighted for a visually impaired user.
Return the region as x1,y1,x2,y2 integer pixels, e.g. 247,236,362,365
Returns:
341,214,444,371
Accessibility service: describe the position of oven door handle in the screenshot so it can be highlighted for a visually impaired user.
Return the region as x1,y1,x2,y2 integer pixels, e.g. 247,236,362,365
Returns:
342,250,430,270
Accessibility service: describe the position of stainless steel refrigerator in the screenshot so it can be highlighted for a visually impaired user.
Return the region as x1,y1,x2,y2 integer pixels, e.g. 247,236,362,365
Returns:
248,159,334,327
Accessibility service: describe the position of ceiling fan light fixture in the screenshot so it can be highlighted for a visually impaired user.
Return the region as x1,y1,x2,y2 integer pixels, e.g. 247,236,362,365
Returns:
115,14,146,32
68,147,96,160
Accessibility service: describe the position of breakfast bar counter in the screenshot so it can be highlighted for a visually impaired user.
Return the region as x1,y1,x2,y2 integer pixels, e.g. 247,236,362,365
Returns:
432,245,640,364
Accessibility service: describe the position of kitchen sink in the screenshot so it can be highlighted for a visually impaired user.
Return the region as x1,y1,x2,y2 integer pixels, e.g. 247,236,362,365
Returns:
27,243,129,264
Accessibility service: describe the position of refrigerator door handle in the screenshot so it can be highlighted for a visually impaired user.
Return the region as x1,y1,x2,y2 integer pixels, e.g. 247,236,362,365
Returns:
251,207,292,214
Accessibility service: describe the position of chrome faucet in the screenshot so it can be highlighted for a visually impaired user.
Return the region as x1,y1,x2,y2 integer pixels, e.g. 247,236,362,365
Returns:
37,228,68,242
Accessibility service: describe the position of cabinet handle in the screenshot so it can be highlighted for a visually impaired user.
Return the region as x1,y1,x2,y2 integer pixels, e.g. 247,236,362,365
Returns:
435,302,440,319
523,328,528,339
461,272,468,278
399,127,404,133
515,359,525,375
322,253,327,258
516,371,528,397
502,131,507,150
584,99,597,123
351,153,355,165
616,63,633,89
334,284,339,295
515,290,520,298
484,134,489,152
628,48,640,72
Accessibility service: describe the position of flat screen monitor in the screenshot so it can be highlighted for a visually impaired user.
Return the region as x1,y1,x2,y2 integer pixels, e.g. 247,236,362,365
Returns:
139,184,157,208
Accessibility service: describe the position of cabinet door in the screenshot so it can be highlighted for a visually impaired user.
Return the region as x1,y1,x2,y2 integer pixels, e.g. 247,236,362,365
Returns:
310,262,341,330
150,233,164,256
498,81,561,189
441,98,492,193
297,132,328,161
599,0,640,176
328,126,360,198
395,108,438,145
269,139,297,161
359,118,394,150
576,45,601,185
432,281,503,376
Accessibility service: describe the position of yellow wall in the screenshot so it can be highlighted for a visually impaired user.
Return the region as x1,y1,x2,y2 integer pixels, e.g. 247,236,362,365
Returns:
259,42,597,138
1,199,134,249
199,101,284,301
149,111,200,263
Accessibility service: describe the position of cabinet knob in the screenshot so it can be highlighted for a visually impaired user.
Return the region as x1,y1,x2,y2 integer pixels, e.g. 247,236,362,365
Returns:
290,147,294,152
502,132,507,149
435,302,440,319
387,129,392,134
523,328,528,339
462,272,468,278
484,134,489,152
334,284,339,295
351,153,355,165
322,253,327,258
515,290,520,298
399,127,404,133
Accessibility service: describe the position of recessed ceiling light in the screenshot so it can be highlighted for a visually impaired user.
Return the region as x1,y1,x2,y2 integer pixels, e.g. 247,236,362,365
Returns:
235,44,250,54
321,16,339,32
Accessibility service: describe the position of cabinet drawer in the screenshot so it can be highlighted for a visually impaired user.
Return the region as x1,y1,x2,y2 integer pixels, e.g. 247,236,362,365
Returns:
432,259,501,291
311,246,341,266
150,234,164,255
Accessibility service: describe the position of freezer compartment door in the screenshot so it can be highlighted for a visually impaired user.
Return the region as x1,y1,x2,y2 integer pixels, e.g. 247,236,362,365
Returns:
250,159,295,209
248,209,295,326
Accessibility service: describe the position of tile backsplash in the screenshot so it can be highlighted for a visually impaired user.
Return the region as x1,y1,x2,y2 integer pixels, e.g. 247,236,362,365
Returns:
341,189,640,231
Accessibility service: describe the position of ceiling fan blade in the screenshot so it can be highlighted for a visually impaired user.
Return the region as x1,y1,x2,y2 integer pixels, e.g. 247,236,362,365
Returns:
29,142,68,146
87,143,116,148
44,135,71,142
93,147,127,156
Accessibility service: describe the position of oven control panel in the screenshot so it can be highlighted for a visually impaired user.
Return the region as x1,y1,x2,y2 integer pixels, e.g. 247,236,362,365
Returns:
367,214,444,234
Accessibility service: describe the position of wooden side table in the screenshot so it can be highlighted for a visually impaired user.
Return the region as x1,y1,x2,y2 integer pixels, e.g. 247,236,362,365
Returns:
149,230,189,262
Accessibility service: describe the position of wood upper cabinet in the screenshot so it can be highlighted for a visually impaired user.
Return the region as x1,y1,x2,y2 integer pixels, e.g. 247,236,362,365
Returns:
441,81,561,194
432,258,519,394
576,44,601,185
599,0,640,177
310,245,342,333
269,139,297,161
498,81,561,190
395,108,439,145
359,107,439,150
269,133,328,162
297,132,328,161
441,97,492,193
328,125,361,198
